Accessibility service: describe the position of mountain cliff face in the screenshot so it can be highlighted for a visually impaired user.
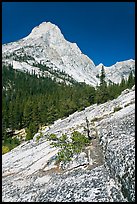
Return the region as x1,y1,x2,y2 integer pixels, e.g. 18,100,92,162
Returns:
2,22,135,86
2,86,135,202
96,59,135,84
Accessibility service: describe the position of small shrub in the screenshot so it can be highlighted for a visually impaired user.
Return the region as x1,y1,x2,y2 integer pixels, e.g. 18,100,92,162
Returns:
2,146,10,154
91,117,99,122
71,131,90,153
124,101,134,107
114,106,122,112
48,133,58,141
2,137,20,153
48,131,90,164
36,132,43,142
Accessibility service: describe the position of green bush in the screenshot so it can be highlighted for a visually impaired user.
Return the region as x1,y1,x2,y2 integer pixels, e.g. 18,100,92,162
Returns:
48,133,58,141
114,106,122,112
48,131,90,164
2,146,10,154
36,132,43,142
2,137,20,154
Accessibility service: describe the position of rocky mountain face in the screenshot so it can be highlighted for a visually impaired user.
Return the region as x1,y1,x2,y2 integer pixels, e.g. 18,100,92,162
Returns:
2,85,135,202
2,22,135,86
96,59,135,84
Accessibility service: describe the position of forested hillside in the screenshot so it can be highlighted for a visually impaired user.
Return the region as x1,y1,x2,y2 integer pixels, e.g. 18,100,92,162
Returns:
2,64,135,151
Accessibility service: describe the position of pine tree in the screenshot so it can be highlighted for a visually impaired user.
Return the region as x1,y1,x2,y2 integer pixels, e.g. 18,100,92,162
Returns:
120,76,126,91
95,65,109,104
127,71,135,88
100,65,106,86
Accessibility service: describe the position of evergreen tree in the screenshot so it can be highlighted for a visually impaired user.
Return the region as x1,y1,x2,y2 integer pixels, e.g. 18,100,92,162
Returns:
127,71,135,88
120,76,126,91
95,65,109,104
100,65,106,86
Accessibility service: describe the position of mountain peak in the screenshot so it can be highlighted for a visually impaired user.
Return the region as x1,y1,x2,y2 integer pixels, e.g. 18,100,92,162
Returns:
26,21,61,39
2,21,135,87
115,59,135,66
96,63,104,68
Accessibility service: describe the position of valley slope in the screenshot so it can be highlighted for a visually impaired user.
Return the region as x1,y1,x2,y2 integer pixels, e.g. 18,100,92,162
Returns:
2,86,135,202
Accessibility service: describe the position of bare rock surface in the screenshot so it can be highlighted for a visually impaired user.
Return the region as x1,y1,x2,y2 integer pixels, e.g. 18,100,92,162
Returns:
2,87,135,202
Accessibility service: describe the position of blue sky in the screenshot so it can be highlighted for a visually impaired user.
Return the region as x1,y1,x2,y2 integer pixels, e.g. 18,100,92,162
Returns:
2,2,135,66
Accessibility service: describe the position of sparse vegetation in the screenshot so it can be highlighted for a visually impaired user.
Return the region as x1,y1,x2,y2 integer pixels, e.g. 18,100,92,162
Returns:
91,117,100,122
2,146,10,154
48,133,58,141
124,101,134,107
36,132,43,142
48,131,90,164
2,137,20,154
114,106,122,112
